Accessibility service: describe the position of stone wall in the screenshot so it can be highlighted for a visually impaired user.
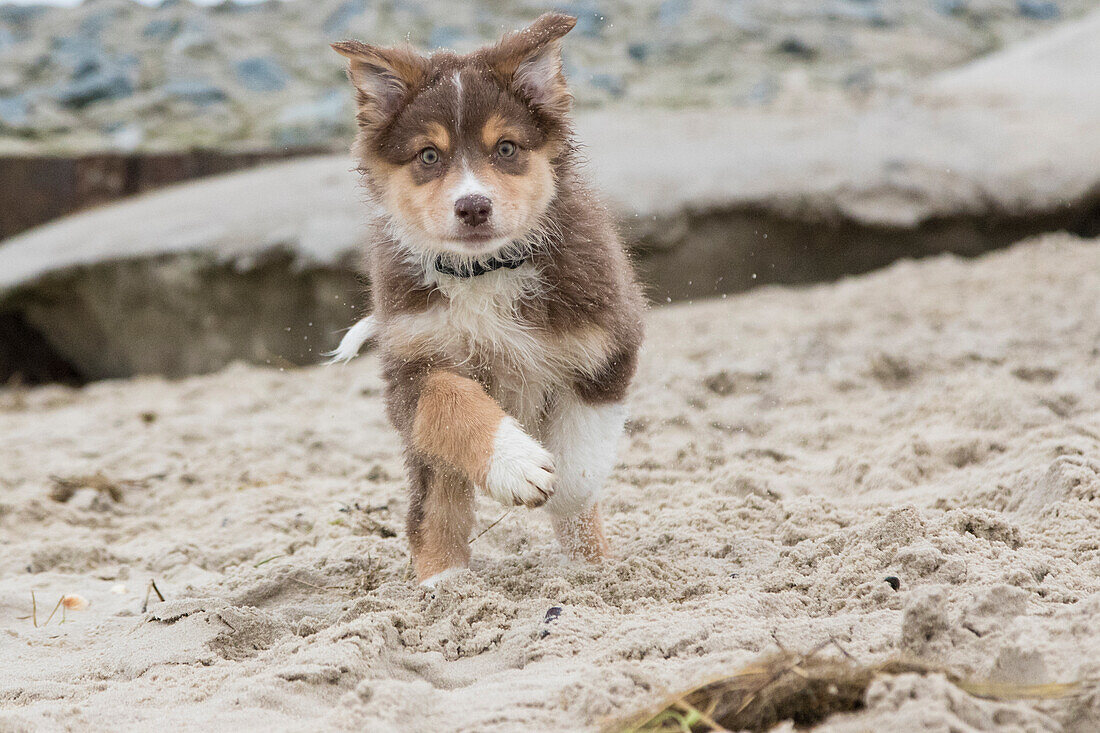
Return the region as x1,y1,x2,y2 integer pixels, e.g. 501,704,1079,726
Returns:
2,0,1088,154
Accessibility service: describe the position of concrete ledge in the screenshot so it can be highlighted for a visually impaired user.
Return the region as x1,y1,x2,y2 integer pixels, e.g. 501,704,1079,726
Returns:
0,148,329,241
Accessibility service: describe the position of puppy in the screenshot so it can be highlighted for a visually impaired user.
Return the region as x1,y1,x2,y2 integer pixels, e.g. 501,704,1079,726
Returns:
331,13,644,586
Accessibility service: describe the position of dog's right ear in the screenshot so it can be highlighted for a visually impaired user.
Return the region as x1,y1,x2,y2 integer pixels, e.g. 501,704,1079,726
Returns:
332,41,429,129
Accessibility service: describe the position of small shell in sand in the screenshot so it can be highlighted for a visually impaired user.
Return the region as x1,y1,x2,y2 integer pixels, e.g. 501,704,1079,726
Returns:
61,594,90,611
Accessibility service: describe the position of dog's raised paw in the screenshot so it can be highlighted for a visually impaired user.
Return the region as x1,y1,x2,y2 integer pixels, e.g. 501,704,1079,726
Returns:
484,417,556,507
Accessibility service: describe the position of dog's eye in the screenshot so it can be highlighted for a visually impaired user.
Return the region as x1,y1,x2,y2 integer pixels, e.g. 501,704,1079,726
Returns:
418,147,440,165
496,140,517,158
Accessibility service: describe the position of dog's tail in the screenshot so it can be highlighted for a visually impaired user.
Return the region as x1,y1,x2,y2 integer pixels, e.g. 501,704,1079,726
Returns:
325,315,377,364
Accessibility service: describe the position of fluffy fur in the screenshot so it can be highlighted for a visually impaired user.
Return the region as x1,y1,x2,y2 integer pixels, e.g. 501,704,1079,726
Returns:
333,13,645,584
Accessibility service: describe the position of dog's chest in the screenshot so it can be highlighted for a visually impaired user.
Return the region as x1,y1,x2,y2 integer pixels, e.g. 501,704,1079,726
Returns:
438,272,557,420
386,269,557,423
436,270,534,352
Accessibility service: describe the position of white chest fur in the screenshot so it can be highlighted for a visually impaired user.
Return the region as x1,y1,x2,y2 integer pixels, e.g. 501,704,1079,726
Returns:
382,266,609,429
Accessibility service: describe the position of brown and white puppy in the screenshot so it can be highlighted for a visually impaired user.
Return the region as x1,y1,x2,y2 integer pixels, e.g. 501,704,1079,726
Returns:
330,13,645,586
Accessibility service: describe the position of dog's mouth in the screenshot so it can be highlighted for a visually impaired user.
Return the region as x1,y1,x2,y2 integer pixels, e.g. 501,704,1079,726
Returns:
453,231,494,244
442,227,514,256
449,225,497,245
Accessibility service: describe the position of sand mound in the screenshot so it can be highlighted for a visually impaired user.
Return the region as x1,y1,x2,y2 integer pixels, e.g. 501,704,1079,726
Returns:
2,233,1100,731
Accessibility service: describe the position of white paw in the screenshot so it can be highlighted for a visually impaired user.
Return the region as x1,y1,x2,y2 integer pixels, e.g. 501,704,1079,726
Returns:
484,418,556,508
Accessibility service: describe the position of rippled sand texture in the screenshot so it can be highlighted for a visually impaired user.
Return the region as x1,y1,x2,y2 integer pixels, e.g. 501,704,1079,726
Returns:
2,233,1100,731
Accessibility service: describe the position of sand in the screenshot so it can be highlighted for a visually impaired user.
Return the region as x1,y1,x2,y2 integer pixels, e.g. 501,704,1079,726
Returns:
2,233,1100,732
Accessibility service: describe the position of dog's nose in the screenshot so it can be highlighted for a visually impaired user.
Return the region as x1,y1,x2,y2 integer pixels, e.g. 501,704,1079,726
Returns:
454,194,492,227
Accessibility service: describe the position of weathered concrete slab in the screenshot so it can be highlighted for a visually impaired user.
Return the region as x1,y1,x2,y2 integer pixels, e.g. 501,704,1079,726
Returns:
0,157,366,382
2,11,1098,382
1,156,366,290
0,148,328,240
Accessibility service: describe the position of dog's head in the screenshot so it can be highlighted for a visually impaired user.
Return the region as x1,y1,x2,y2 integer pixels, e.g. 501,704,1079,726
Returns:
334,14,577,261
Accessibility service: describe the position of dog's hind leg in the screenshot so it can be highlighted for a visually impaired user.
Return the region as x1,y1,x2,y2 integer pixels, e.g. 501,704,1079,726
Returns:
552,504,611,563
542,393,627,562
406,459,475,586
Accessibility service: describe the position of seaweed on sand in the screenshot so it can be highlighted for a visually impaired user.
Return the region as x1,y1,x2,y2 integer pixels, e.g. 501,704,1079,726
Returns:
610,649,1078,733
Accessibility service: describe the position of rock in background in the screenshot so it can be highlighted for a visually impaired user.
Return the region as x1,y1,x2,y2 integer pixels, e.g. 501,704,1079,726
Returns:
0,0,1097,153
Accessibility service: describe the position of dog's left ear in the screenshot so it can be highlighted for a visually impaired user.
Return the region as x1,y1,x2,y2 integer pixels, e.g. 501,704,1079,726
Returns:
483,13,577,117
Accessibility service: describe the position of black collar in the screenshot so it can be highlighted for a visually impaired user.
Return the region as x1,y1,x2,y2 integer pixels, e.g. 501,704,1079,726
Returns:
434,254,527,278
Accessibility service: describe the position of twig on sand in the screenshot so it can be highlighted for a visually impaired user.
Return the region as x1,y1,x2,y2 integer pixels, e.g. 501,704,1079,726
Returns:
827,637,856,661
470,509,513,545
141,578,166,613
254,554,286,568
672,698,729,732
48,472,139,503
41,596,65,626
16,591,38,626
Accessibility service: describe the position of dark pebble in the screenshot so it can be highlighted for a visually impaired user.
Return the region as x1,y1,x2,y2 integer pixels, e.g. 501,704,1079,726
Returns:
143,18,182,41
540,606,563,637
1017,0,1060,19
934,0,968,16
164,79,227,106
53,68,134,108
776,36,817,59
323,0,367,35
235,57,289,93
0,5,44,26
884,576,900,591
627,43,650,62
588,72,625,97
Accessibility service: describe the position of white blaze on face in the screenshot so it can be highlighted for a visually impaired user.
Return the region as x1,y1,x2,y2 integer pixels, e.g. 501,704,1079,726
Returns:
448,167,497,217
450,167,492,203
453,70,463,131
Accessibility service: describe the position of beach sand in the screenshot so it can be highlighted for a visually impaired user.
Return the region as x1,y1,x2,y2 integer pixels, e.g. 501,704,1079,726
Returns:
2,232,1099,731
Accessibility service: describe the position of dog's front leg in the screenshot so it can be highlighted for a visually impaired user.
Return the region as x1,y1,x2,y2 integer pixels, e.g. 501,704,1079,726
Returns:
542,392,627,562
405,369,556,584
404,458,475,586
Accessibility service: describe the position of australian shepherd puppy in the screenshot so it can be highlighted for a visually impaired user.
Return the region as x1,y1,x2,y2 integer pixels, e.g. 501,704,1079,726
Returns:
330,13,644,586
